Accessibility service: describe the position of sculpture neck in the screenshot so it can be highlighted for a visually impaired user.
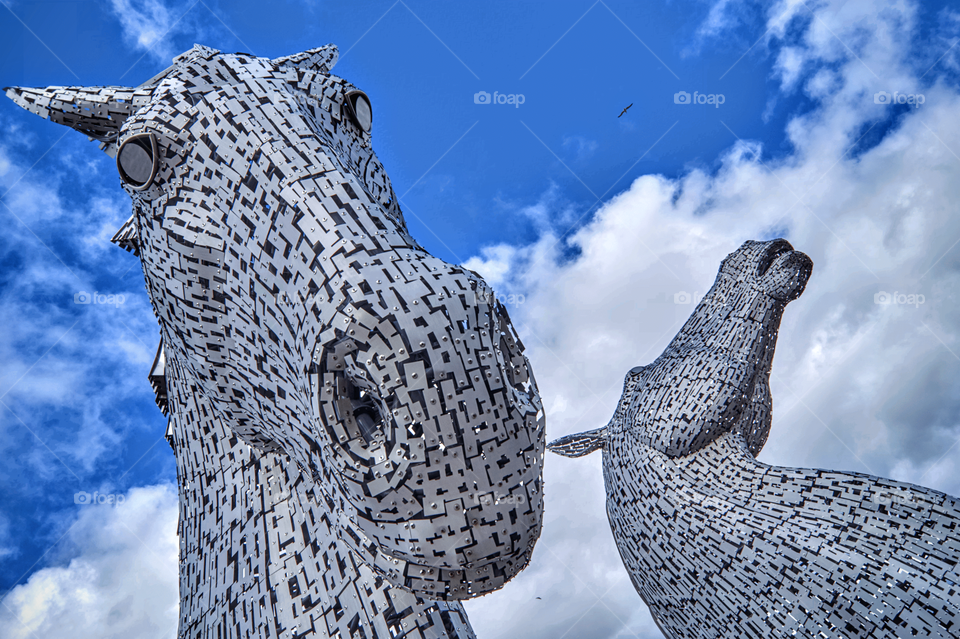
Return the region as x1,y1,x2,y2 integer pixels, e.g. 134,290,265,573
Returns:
627,286,786,457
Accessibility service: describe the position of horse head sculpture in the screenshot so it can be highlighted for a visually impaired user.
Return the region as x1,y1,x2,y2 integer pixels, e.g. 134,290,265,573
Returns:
8,44,545,637
550,239,960,639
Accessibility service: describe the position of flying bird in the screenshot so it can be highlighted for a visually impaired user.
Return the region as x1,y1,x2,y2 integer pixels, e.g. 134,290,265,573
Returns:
618,103,633,118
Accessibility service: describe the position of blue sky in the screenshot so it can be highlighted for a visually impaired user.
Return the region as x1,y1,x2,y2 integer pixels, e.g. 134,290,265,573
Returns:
0,0,830,260
1,1,959,638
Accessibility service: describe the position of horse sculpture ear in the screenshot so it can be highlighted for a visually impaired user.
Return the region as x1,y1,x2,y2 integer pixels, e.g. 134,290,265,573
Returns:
4,85,150,254
547,427,608,458
272,44,339,73
4,85,141,157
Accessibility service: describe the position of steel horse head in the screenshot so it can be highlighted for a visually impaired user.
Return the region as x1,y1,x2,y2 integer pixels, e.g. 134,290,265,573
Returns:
8,44,545,638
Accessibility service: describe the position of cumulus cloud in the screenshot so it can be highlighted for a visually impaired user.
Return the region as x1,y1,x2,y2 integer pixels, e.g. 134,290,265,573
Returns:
108,0,202,65
688,0,738,48
0,484,179,639
682,0,760,58
562,135,599,163
0,112,169,622
464,1,960,637
0,130,161,479
5,0,960,637
0,514,18,561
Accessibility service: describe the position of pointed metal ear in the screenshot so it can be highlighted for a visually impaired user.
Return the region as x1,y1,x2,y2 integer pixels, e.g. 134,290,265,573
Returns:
4,85,145,156
272,44,339,73
547,427,608,458
173,44,221,65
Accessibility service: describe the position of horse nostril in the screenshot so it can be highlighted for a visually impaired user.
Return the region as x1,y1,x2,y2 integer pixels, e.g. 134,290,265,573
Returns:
323,372,389,448
349,386,387,447
756,239,794,278
354,406,382,445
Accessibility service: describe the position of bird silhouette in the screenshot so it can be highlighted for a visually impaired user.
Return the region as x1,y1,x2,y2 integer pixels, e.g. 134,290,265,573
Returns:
618,103,633,118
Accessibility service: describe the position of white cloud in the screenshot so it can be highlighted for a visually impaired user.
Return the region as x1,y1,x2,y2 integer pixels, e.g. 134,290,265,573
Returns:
108,0,199,64
683,0,750,57
0,130,162,480
773,45,806,91
5,0,960,637
562,135,599,163
931,9,960,73
0,485,179,639
465,1,960,636
0,514,18,561
694,0,737,41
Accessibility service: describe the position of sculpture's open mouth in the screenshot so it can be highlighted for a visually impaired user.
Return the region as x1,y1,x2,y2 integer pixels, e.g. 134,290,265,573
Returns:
756,239,813,302
756,238,795,278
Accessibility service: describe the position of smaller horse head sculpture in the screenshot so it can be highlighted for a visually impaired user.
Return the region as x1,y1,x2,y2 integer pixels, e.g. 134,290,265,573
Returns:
623,238,813,457
550,238,813,460
8,44,545,601
549,240,960,639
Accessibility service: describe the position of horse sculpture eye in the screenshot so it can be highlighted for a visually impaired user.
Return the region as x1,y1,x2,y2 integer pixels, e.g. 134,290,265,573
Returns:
116,133,158,189
345,90,372,133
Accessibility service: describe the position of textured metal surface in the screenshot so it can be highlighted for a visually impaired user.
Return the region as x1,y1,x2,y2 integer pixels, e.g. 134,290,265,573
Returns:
550,239,960,638
8,44,547,638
